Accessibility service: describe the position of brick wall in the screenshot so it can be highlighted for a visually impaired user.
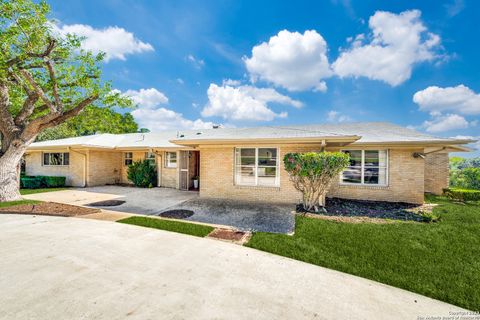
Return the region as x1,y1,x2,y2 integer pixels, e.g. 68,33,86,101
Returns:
25,151,85,187
199,145,426,204
424,153,449,195
328,148,425,204
87,151,122,186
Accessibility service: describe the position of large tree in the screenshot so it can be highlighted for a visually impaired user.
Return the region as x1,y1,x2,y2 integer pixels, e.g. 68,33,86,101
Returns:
36,106,138,141
0,0,131,201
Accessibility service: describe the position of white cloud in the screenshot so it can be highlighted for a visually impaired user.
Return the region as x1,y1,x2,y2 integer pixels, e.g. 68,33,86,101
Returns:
422,114,469,132
132,107,214,132
445,0,465,17
118,88,213,132
53,24,154,61
332,10,441,86
124,88,169,108
413,85,480,115
244,30,331,92
201,84,303,121
187,54,205,69
326,110,351,123
176,78,184,85
222,79,242,86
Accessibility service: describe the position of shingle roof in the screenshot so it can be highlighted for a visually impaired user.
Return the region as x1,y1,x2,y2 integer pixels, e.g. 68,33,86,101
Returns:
173,122,471,144
28,122,473,150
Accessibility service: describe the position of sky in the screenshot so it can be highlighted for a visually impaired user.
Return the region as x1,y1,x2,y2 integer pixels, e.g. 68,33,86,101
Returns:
47,0,479,156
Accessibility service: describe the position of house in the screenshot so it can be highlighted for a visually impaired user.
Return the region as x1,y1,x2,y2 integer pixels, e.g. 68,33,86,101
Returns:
25,122,474,204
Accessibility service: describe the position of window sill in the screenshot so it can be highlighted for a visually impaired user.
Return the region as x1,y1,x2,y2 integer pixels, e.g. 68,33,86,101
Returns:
42,165,69,167
234,185,280,191
338,183,389,190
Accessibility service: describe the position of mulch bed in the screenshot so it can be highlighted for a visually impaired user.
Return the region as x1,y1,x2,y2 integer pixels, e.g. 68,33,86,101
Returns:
296,197,436,222
87,200,126,207
0,202,100,217
207,228,250,244
159,209,195,219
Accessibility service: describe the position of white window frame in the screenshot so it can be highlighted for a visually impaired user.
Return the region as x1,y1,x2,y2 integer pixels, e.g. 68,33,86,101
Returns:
340,149,389,186
42,152,69,166
124,152,133,166
234,147,280,187
165,151,177,168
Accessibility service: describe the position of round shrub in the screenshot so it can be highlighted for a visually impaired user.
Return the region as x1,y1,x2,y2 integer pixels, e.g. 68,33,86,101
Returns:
127,160,157,188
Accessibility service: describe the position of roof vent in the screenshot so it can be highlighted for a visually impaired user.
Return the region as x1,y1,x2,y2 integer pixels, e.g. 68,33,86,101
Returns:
196,132,203,135
212,125,220,129
179,134,185,138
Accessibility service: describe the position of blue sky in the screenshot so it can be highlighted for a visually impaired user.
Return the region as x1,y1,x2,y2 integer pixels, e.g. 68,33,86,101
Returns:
48,0,479,155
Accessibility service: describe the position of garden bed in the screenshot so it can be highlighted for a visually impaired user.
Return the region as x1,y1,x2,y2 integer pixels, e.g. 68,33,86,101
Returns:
0,202,100,217
296,197,438,222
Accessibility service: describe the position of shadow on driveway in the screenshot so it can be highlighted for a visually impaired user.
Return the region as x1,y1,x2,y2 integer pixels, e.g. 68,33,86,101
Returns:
160,198,295,234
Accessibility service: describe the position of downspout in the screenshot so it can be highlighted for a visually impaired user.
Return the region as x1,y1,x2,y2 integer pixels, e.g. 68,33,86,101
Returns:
153,149,162,187
320,139,326,152
68,147,87,187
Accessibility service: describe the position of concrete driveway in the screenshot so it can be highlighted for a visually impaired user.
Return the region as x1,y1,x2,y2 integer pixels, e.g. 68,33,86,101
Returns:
24,185,199,215
24,186,294,233
167,198,295,233
0,215,464,320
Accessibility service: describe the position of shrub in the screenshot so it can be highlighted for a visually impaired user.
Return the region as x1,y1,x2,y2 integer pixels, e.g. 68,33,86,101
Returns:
443,188,480,202
43,176,66,187
127,160,157,188
20,176,66,188
20,177,42,189
284,152,350,212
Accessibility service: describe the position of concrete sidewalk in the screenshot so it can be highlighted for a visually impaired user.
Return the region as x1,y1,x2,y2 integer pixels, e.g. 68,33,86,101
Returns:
0,214,464,320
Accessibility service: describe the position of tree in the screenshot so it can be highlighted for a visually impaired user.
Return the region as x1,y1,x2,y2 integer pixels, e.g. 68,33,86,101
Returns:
0,0,131,201
36,106,138,141
284,152,350,212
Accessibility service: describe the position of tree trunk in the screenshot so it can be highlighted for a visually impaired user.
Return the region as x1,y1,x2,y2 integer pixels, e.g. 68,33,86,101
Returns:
0,147,26,202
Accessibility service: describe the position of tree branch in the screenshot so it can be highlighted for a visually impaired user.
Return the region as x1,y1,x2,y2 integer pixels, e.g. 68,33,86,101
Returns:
40,94,98,130
19,69,55,113
14,92,40,126
45,60,63,112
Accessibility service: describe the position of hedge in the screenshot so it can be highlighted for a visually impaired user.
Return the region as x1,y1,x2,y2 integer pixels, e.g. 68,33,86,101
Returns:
443,188,480,202
20,177,42,189
20,176,66,189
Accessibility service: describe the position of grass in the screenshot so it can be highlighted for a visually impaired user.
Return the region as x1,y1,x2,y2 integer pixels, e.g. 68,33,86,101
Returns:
246,195,480,311
117,216,215,237
0,199,41,208
20,188,68,195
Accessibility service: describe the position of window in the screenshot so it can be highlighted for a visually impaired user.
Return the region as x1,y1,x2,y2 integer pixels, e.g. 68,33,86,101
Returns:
341,150,388,185
124,152,133,166
145,152,156,166
43,152,69,166
165,152,177,168
235,147,279,187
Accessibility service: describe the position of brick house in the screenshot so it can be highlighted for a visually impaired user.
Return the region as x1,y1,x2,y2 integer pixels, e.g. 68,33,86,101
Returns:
25,122,473,204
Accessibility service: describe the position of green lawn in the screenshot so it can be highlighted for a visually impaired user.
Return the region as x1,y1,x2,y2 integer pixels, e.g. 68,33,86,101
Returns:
0,199,41,208
246,195,480,311
20,188,68,195
118,216,215,237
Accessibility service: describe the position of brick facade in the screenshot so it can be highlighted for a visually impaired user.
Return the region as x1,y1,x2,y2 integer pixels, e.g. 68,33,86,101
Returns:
200,144,426,204
424,152,449,195
26,144,449,204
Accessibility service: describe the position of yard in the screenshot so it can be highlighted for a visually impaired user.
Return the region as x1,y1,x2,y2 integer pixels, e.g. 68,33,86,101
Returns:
246,195,480,311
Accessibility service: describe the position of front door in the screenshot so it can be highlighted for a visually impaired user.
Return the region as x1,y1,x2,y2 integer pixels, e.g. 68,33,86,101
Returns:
179,151,189,190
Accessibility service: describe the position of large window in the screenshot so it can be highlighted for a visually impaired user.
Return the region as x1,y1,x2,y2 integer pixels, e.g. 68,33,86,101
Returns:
145,152,156,166
165,152,177,168
124,152,133,166
43,152,69,166
341,150,388,185
235,147,279,187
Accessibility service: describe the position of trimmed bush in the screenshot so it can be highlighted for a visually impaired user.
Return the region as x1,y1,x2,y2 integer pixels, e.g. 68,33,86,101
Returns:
284,152,350,212
443,188,480,202
20,176,66,188
43,176,66,187
127,160,157,188
20,177,42,189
